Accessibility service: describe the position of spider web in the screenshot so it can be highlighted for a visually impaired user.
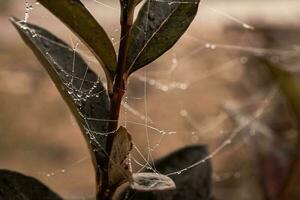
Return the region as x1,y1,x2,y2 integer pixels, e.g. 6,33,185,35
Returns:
15,0,300,199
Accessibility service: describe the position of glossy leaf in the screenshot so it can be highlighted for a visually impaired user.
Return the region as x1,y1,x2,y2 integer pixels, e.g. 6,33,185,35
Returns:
117,145,212,200
0,170,62,200
37,0,117,83
109,126,133,188
10,17,110,167
126,0,200,74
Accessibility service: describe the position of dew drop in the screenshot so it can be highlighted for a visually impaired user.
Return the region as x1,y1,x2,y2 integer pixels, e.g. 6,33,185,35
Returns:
210,44,216,49
161,86,169,91
159,131,166,135
205,43,211,48
240,56,248,64
225,140,232,145
180,109,188,117
24,12,29,23
148,11,155,21
180,83,188,90
242,23,254,30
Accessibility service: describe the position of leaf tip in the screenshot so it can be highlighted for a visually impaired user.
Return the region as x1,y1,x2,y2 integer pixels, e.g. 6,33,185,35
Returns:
9,17,25,32
9,16,19,25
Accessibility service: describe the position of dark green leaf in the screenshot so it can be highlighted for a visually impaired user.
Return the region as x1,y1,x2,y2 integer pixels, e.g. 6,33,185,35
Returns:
0,170,62,200
37,0,117,84
116,145,212,200
10,17,110,167
109,126,133,188
126,0,200,74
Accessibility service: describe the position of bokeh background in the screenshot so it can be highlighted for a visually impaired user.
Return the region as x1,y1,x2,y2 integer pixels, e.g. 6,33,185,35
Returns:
0,0,300,199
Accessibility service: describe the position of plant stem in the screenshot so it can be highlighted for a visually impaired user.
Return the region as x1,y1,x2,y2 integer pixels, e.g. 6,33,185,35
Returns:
97,2,134,199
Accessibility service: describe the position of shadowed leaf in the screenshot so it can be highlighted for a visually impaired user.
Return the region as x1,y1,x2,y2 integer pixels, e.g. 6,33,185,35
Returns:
109,126,133,188
258,57,300,123
126,0,200,74
0,170,62,200
257,56,300,199
10,17,110,168
37,0,117,84
116,145,212,200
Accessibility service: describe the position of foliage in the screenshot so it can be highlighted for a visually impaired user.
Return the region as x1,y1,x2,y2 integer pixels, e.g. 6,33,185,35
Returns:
1,0,212,200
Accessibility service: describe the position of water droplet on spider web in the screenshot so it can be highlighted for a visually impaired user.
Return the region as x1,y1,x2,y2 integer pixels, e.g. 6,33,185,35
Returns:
24,11,29,23
210,44,216,49
70,115,77,126
180,109,188,117
240,56,248,64
23,0,283,193
205,43,211,48
24,0,34,23
76,93,83,98
242,23,255,30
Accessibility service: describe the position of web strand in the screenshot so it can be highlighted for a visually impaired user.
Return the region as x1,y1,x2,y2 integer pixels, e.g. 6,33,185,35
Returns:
17,1,299,197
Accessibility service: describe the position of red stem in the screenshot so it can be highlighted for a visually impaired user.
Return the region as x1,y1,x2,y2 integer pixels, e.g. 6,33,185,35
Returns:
96,2,134,199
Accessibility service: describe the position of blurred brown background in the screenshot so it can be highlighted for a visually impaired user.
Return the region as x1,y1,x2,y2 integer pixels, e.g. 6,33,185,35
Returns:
0,0,300,199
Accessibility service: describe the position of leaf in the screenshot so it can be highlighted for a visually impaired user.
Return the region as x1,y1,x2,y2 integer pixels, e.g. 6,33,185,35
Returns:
258,57,300,124
10,17,110,166
241,56,300,200
131,173,176,191
109,126,133,188
126,0,200,74
37,0,117,83
116,145,212,200
0,170,63,200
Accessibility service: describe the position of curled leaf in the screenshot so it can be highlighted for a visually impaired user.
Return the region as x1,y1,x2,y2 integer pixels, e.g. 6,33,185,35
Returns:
109,126,133,187
131,173,176,191
116,145,212,200
126,0,200,74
